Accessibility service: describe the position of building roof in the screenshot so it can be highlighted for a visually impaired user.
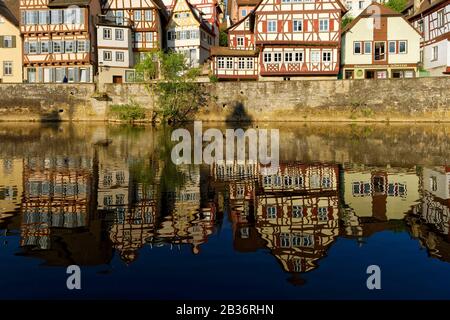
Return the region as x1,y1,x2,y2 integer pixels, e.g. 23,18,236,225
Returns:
226,9,255,31
404,0,448,19
169,0,215,35
48,0,93,7
342,2,420,35
0,0,19,26
210,46,259,56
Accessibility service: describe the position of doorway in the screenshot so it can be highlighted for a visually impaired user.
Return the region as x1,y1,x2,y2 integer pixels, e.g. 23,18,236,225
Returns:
374,42,386,61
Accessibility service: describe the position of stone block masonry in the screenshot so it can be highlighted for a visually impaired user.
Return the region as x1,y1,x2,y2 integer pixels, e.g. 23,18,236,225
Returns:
0,77,449,122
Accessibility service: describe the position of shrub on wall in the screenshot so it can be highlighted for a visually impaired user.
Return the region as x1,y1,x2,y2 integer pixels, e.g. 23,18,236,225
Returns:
109,101,147,121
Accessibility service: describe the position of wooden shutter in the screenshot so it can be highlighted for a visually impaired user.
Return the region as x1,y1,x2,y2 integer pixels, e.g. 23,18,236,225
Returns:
12,36,16,48
329,19,334,31
0,36,3,48
313,19,318,32
303,20,308,32
278,20,282,33
24,42,29,54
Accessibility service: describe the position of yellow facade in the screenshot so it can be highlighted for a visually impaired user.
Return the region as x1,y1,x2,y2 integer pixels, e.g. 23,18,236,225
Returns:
0,14,22,83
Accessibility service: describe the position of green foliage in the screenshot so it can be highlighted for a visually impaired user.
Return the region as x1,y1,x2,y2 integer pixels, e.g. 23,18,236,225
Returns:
135,52,158,80
219,29,228,47
109,101,147,121
209,74,219,83
136,50,203,124
385,0,408,12
342,16,354,29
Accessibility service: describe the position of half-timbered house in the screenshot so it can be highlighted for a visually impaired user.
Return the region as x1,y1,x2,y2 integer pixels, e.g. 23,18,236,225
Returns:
227,0,259,25
403,0,449,76
341,2,421,79
20,0,101,83
167,0,217,67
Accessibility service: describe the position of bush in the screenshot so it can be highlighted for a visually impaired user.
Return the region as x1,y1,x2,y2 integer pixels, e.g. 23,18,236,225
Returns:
109,101,147,121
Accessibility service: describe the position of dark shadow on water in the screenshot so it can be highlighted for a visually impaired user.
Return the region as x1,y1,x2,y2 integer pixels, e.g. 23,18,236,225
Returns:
40,110,62,123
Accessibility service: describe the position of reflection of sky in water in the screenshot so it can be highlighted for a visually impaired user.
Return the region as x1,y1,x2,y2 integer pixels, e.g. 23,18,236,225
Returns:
0,123,449,299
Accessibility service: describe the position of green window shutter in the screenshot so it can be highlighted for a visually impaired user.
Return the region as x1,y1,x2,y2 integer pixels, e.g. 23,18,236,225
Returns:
0,36,4,48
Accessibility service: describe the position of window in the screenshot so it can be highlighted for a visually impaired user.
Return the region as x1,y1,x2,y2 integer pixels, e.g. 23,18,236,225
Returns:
167,31,175,40
77,40,88,52
65,41,75,53
103,51,112,61
26,11,39,25
417,19,424,32
3,62,12,76
135,32,142,43
266,206,277,219
242,9,247,17
238,58,245,69
274,52,281,62
3,36,13,48
285,52,293,62
430,176,437,191
29,42,38,54
237,37,244,46
292,205,303,218
389,41,396,54
53,41,63,53
264,52,271,62
64,8,83,24
55,68,65,82
437,9,444,28
293,19,302,32
50,10,63,24
116,51,124,62
134,10,142,21
295,52,303,62
39,10,50,24
145,10,153,21
432,46,438,61
319,19,329,32
311,51,320,63
115,29,124,41
268,20,277,32
399,41,407,54
67,68,75,82
146,32,153,42
226,57,233,69
322,51,331,62
364,41,371,54
354,41,361,54
217,57,225,69
103,28,112,40
40,41,50,53
246,58,253,69
374,41,385,61
346,1,353,9
359,1,364,9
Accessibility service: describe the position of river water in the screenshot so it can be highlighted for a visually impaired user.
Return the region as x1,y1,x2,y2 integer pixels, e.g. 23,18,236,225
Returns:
0,122,449,299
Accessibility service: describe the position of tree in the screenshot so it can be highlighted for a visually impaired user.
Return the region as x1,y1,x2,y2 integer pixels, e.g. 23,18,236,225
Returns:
342,16,354,29
385,0,408,13
219,29,228,47
136,51,203,124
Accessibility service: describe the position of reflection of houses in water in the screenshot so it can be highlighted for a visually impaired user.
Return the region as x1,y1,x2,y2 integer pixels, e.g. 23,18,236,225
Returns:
20,157,92,250
157,165,216,254
254,163,341,278
342,168,420,237
101,156,161,264
406,166,450,262
0,159,23,225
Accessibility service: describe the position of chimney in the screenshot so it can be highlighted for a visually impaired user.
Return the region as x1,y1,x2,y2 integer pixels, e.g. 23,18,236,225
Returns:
414,0,421,14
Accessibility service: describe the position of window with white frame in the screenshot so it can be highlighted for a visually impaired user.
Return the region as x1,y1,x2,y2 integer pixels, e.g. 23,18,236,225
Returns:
354,41,361,54
264,52,272,62
292,205,303,218
103,28,112,40
237,37,244,46
311,51,320,63
242,9,247,17
217,57,225,69
274,52,281,62
115,29,124,41
322,51,331,62
103,51,112,61
399,41,407,54
52,41,62,53
134,10,142,21
65,41,75,53
437,9,444,28
3,36,13,48
268,20,277,32
116,51,124,62
295,52,303,62
3,61,12,76
135,32,142,43
285,52,293,62
364,41,371,54
145,10,153,21
238,58,245,69
246,58,253,69
266,206,277,219
77,40,87,52
28,42,38,54
319,19,329,32
226,57,233,69
432,46,438,60
293,19,303,32
389,41,396,53
40,41,50,53
146,32,153,42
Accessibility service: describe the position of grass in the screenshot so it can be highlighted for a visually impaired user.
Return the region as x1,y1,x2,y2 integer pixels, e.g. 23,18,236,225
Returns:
109,101,146,121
